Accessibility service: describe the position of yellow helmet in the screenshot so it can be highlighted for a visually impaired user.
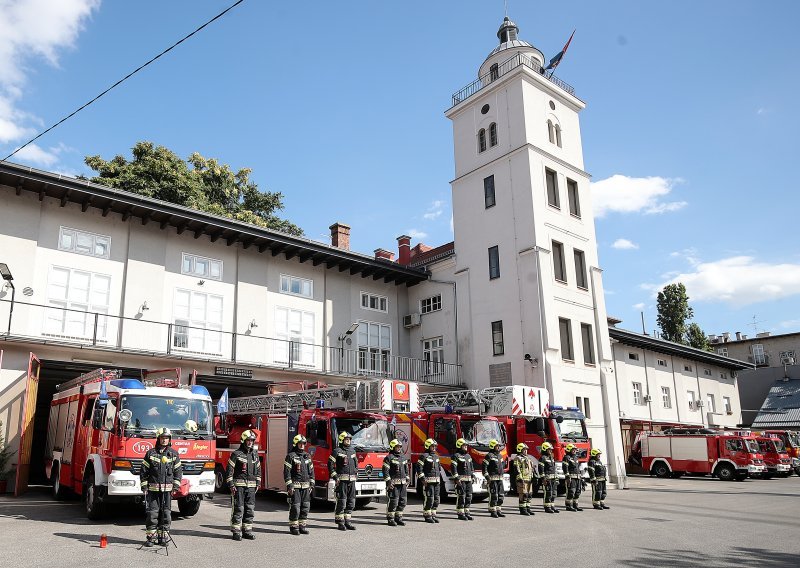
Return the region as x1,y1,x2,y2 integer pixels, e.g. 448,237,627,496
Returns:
565,443,576,452
338,431,352,444
516,442,528,453
590,448,602,457
424,438,437,450
241,429,256,443
184,419,198,433
488,439,499,450
293,434,307,446
156,427,172,439
541,442,553,452
455,438,468,449
389,439,402,451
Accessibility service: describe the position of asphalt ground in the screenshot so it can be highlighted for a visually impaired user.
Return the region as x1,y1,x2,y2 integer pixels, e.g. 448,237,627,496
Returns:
1,475,799,568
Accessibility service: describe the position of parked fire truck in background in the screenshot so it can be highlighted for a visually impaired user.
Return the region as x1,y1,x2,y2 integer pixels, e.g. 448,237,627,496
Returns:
763,430,800,475
633,430,765,481
45,368,216,519
215,379,417,507
754,435,792,478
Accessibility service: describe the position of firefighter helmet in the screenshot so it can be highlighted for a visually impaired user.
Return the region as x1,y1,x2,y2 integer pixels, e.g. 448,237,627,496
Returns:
389,439,402,451
565,443,576,452
241,429,257,443
338,431,353,444
488,439,499,450
455,438,468,449
156,427,172,439
516,442,528,453
293,434,307,446
184,419,198,433
590,448,602,457
424,438,437,450
541,442,553,452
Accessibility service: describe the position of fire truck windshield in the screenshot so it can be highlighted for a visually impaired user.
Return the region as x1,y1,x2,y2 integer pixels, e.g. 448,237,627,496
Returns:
788,432,800,447
745,439,761,454
555,418,587,441
772,439,786,452
461,418,504,450
120,395,213,438
332,418,390,451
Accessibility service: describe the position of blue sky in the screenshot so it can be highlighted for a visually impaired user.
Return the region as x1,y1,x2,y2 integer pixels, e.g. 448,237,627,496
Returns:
1,1,799,340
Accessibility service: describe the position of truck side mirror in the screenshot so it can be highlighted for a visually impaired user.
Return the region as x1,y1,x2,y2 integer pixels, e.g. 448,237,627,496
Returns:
555,416,564,424
533,417,545,435
118,409,132,434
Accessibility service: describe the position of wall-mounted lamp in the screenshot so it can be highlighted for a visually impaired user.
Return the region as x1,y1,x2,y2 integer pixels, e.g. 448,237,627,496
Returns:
524,353,539,367
248,319,258,330
140,301,150,312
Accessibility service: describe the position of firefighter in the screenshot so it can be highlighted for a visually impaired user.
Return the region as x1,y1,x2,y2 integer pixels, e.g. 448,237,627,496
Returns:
588,448,610,510
538,442,559,513
449,437,476,521
416,438,441,523
284,434,315,535
513,443,536,516
562,443,583,512
226,429,261,540
140,427,182,547
382,438,409,526
483,439,505,518
329,431,358,530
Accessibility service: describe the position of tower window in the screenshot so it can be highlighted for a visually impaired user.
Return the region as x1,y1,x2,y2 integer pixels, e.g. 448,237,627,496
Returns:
490,63,499,81
478,129,487,153
488,246,500,280
546,168,559,208
567,178,581,217
484,175,496,208
489,123,498,147
547,120,555,144
555,124,562,148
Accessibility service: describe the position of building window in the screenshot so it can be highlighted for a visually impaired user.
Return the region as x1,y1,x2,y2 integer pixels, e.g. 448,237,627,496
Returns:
657,359,667,367
580,323,595,365
59,227,111,259
547,120,555,144
575,396,591,419
420,294,442,314
484,175,496,208
361,292,388,313
182,253,223,281
490,63,499,81
704,369,712,376
546,168,559,208
717,347,728,357
628,352,640,361
752,344,765,365
632,382,643,406
173,289,223,355
574,249,587,289
687,390,696,411
488,246,500,279
559,318,574,361
489,123,498,147
724,396,732,414
567,179,581,217
45,266,111,340
720,371,728,379
478,129,487,152
555,124,562,148
423,337,444,375
275,307,315,367
491,321,504,355
279,274,313,298
684,365,692,372
662,387,672,409
357,321,391,374
706,394,716,414
552,241,567,283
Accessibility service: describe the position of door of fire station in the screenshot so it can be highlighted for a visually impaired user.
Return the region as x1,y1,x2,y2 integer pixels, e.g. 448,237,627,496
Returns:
15,353,41,496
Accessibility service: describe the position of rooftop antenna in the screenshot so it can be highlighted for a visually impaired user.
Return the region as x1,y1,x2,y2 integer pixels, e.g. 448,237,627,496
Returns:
750,314,766,336
504,0,509,18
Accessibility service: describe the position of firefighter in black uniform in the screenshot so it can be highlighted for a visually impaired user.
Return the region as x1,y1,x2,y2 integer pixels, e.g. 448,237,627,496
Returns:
382,438,409,526
483,439,505,518
588,448,610,510
284,434,315,535
562,443,583,512
538,442,559,513
140,427,182,547
329,431,358,530
416,438,441,523
513,442,537,516
226,429,261,540
449,437,476,521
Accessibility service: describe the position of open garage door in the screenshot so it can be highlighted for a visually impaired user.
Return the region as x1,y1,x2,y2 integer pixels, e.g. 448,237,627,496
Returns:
15,353,40,496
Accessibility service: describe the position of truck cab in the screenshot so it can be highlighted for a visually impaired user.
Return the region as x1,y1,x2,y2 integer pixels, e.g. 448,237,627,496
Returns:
755,436,792,478
763,430,800,475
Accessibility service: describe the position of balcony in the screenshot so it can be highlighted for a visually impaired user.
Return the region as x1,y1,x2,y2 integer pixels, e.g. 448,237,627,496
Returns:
0,298,463,387
450,52,575,108
747,354,769,367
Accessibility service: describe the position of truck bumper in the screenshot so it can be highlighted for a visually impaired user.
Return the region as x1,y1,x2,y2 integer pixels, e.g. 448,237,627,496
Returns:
746,464,765,474
776,464,791,473
186,471,216,494
107,471,143,496
320,480,387,502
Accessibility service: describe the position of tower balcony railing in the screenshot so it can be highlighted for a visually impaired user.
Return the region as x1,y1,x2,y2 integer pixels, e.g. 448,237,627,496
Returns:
0,297,462,387
451,52,575,108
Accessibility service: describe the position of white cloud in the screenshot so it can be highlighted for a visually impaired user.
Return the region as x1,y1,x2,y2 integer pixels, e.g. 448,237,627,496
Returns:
651,256,800,306
632,302,645,310
779,319,800,330
0,0,99,146
612,238,639,250
14,143,60,166
422,200,445,221
406,228,427,240
757,107,768,116
590,175,687,218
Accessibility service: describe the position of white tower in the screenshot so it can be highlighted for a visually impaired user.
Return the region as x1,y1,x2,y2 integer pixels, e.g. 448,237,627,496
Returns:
446,17,624,479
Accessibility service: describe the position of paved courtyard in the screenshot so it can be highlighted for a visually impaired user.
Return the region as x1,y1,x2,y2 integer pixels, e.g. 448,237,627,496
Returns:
1,475,799,567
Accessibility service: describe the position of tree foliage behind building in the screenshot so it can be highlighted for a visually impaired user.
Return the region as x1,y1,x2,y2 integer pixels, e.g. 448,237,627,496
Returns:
656,283,711,350
84,142,303,236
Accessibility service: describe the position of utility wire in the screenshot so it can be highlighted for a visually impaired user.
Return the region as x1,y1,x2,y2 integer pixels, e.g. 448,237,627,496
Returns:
1,0,246,164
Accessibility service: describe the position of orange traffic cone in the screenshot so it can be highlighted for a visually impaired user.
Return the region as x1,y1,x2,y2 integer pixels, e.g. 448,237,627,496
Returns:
100,533,108,548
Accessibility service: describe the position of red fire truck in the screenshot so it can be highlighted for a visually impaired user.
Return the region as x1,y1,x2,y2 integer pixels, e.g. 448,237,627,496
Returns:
635,430,765,481
215,379,417,506
754,435,792,478
763,430,800,475
45,368,216,519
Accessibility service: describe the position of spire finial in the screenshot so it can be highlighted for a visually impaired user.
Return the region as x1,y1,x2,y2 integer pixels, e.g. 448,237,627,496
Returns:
504,0,508,18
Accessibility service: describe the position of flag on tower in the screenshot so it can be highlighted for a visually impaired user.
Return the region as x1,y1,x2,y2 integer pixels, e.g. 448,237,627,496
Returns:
545,30,576,72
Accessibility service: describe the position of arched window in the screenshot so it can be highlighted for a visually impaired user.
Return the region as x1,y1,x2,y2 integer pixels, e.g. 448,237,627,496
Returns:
490,63,499,81
489,123,498,147
547,120,555,144
478,129,487,152
555,125,562,148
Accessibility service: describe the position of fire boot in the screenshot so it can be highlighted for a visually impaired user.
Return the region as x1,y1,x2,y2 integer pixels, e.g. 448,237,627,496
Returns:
345,521,356,531
232,532,242,541
242,532,255,540
601,504,610,509
388,518,397,527
290,526,300,536
299,525,309,535
395,517,406,526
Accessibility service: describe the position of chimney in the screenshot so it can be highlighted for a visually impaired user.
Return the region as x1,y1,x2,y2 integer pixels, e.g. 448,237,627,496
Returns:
397,235,411,265
330,222,351,250
735,331,742,341
374,248,395,262
722,332,730,342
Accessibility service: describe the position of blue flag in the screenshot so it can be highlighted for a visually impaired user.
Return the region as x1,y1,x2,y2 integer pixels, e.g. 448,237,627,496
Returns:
545,30,575,71
217,388,229,414
98,376,108,406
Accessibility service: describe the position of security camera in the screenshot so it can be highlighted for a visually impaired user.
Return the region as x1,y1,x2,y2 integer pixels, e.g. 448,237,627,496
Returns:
524,354,532,361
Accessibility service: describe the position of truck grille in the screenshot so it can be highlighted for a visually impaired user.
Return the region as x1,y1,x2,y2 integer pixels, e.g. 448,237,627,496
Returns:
357,466,384,482
129,459,206,476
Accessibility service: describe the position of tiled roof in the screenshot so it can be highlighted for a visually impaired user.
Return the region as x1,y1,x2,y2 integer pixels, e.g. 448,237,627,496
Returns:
409,242,455,268
752,380,800,428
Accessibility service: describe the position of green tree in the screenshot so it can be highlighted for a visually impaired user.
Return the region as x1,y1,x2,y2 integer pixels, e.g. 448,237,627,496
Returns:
656,283,694,344
686,322,711,351
84,141,303,236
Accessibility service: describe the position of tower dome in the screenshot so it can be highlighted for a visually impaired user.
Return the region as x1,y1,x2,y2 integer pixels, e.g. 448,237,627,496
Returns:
479,17,545,78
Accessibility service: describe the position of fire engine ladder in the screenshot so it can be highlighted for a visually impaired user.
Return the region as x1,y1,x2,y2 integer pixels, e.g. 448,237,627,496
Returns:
418,387,514,413
57,368,122,391
225,384,358,416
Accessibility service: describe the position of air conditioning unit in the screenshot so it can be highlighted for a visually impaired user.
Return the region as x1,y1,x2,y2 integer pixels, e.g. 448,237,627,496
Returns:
403,313,421,328
781,357,796,365
695,400,704,408
644,395,652,403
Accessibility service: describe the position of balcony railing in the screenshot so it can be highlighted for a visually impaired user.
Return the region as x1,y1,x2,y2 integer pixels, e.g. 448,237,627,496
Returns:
0,298,462,387
451,52,575,108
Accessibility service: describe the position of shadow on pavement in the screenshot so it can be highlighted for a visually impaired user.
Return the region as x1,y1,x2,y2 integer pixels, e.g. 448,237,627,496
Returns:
619,547,798,567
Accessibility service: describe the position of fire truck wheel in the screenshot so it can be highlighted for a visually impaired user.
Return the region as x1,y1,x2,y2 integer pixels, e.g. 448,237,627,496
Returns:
652,463,670,478
715,464,735,481
83,471,106,520
354,498,373,510
214,466,229,493
51,465,68,500
763,473,774,480
178,496,201,516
